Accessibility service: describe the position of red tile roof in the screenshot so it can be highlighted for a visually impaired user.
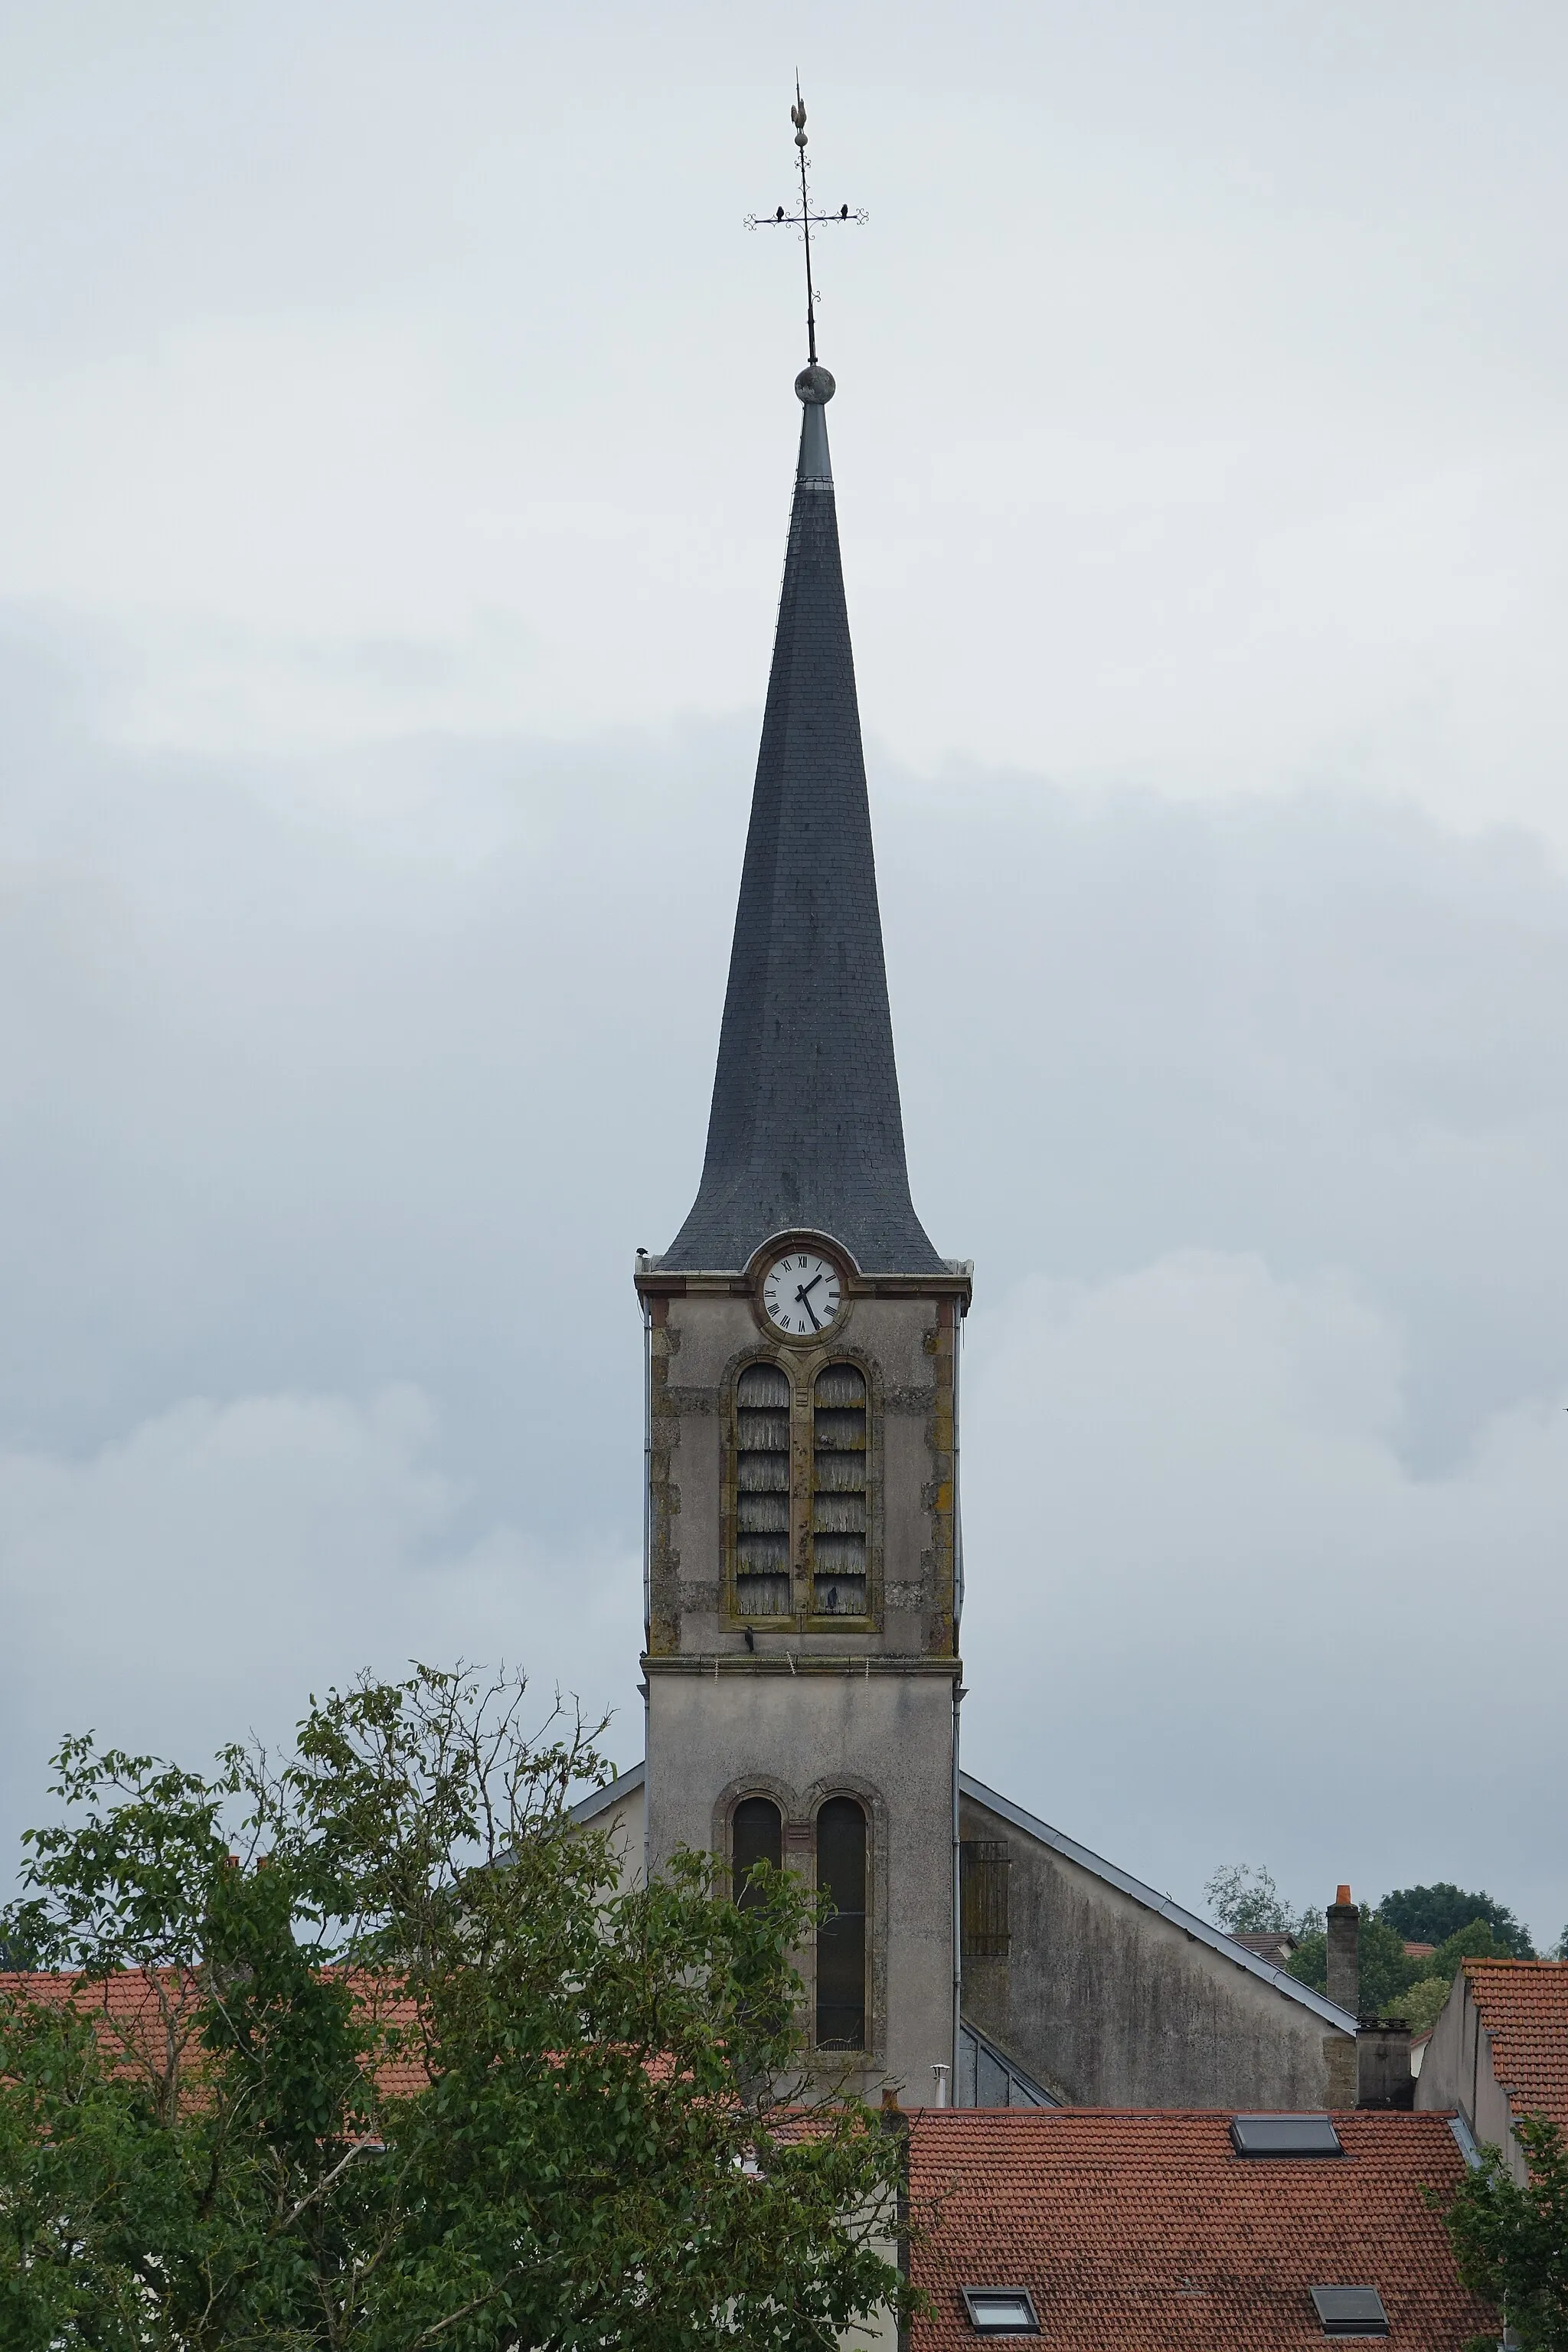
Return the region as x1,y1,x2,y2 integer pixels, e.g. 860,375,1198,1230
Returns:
1,1969,430,2103
1464,1958,1568,2133
1,1968,204,2092
906,2108,1493,2352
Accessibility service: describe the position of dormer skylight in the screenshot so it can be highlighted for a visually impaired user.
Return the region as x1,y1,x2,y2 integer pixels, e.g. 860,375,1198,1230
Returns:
1230,2112,1344,2158
1311,2285,1390,2337
961,2287,1040,2335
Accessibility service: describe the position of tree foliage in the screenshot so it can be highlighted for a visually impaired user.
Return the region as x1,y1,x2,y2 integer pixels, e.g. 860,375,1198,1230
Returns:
0,1665,914,2352
1204,1859,1541,2021
1429,2115,1568,2352
1380,1883,1535,1958
1203,1864,1320,1939
1400,1975,1456,2038
1287,1910,1522,2019
1282,1913,1423,2014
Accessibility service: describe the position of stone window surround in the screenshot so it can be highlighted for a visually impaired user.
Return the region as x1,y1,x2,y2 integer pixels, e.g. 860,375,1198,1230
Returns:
720,1343,884,1632
713,1772,887,2060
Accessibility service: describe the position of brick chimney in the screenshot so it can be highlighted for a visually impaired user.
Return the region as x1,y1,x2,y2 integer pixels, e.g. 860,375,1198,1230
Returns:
1327,1883,1358,2014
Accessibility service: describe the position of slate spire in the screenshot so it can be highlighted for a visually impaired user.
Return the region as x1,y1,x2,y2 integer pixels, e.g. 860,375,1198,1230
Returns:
662,369,941,1274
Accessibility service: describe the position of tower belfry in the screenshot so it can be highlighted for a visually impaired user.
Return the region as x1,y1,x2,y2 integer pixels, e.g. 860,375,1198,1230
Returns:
635,91,969,2096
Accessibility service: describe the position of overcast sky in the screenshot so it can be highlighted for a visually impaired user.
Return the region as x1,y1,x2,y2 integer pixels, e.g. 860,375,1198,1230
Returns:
3,2,1567,1953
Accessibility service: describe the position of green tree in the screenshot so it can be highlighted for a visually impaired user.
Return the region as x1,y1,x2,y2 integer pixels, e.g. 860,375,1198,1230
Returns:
1400,1976,1455,2037
1380,1883,1535,1958
0,1665,915,2352
1285,1913,1416,2016
0,1992,197,2352
1285,1907,1523,2023
1427,1920,1509,1977
1204,1864,1320,1939
1429,2115,1568,2352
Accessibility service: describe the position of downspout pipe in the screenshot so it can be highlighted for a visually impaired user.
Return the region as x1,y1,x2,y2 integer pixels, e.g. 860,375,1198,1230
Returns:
641,1282,652,1643
640,1269,653,1884
951,1298,967,2091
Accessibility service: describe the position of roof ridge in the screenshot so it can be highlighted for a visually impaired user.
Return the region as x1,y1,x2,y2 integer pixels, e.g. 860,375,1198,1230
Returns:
959,1771,1357,2032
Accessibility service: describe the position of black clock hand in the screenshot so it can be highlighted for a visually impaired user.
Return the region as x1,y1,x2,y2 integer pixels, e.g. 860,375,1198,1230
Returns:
798,1272,824,1300
795,1283,822,1332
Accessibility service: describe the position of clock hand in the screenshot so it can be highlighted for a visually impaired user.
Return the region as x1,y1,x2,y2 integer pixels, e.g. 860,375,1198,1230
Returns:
795,1284,822,1332
798,1272,824,1300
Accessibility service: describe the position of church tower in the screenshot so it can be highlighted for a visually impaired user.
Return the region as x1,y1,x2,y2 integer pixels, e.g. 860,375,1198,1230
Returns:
601,95,1363,2124
635,320,970,2096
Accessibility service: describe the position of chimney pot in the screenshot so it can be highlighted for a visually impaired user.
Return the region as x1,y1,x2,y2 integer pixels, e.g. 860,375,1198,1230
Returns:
1336,1883,1352,1906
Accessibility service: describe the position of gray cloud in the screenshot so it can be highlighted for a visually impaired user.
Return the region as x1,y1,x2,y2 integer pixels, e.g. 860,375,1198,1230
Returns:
5,2,1567,1952
2,612,1566,1942
4,5,1568,828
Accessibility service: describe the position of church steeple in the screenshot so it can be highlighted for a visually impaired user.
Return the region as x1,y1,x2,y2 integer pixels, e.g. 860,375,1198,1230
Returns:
662,365,940,1274
635,100,965,2099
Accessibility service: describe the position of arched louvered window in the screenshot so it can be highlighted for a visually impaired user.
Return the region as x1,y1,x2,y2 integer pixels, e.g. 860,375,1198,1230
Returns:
815,1795,867,2050
810,1364,867,1615
734,1362,792,1616
731,1795,783,1909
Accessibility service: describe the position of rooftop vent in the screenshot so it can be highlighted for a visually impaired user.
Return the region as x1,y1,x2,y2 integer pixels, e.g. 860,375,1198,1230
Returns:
1310,2285,1390,2337
961,2288,1040,2336
1230,2113,1344,2158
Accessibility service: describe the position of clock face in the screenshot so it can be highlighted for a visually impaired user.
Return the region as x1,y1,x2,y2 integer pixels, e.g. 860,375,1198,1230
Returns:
762,1249,843,1338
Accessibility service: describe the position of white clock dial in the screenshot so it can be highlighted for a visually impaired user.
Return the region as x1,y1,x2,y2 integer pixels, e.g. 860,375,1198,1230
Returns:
762,1250,842,1338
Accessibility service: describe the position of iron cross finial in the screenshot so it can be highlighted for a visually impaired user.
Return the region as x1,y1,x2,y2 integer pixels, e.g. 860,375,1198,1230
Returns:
746,80,867,370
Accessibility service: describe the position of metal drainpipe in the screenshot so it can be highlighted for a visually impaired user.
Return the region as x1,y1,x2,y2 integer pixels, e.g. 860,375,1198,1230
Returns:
950,1304,966,2094
952,1679,965,2096
953,1305,965,1625
642,1290,653,1641
642,1288,653,1883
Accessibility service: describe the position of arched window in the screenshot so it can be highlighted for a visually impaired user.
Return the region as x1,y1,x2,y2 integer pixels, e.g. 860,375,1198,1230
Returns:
731,1795,783,1909
810,1364,867,1615
734,1362,792,1615
815,1795,867,2050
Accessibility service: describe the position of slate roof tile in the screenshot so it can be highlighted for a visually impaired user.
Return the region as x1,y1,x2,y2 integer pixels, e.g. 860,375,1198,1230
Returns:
662,391,940,1275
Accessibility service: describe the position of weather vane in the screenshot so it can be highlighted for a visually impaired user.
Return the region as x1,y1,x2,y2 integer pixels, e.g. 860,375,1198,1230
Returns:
746,79,867,369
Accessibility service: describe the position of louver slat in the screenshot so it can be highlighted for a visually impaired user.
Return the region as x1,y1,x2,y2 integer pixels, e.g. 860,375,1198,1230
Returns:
812,1365,867,1615
734,1363,793,1615
961,1840,1012,1959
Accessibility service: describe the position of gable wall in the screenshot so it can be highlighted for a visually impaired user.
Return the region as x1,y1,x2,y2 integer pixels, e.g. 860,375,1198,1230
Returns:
959,1789,1354,2109
1415,1974,1521,2180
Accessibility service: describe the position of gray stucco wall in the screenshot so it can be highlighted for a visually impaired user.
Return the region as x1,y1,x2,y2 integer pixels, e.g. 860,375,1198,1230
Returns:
647,1667,956,2102
570,1774,646,1897
1415,1974,1522,2181
959,1788,1354,2109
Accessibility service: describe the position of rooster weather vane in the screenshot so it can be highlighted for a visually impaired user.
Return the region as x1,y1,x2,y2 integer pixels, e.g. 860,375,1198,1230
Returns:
746,80,867,374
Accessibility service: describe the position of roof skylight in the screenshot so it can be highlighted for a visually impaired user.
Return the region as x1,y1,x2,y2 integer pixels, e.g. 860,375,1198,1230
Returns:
1230,2113,1344,2158
961,2287,1040,2335
1310,2285,1390,2337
